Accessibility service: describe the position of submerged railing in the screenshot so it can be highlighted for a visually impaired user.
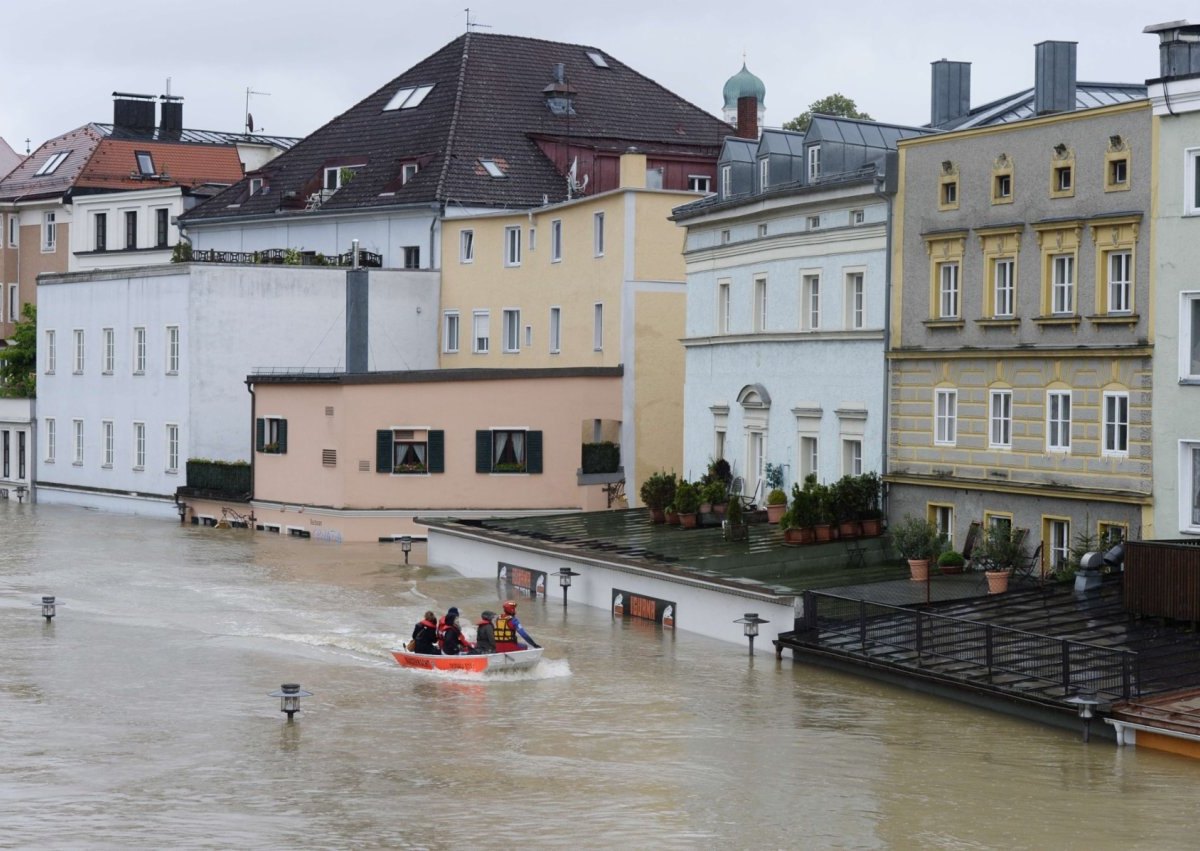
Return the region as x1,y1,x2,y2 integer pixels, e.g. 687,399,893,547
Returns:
190,247,383,268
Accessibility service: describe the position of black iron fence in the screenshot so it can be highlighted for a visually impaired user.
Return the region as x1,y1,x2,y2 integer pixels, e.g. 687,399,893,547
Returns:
190,247,383,268
803,591,1138,701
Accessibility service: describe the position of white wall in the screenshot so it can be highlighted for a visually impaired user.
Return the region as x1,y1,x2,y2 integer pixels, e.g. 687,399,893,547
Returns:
69,187,184,272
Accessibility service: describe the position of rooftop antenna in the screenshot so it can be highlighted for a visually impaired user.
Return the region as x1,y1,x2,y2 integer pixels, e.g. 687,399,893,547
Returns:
25,138,31,154
245,86,270,134
465,8,492,31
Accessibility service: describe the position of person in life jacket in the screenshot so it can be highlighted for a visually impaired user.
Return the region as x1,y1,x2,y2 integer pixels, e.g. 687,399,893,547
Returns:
493,600,540,653
411,610,440,654
473,611,497,654
436,606,460,651
440,611,473,655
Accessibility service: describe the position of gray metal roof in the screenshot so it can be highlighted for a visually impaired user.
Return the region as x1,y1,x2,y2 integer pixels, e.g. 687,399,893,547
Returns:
938,82,1147,130
92,123,299,149
757,128,806,157
806,115,932,149
720,138,757,163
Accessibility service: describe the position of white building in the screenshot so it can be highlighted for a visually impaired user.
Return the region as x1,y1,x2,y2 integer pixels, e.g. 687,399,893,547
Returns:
0,397,33,499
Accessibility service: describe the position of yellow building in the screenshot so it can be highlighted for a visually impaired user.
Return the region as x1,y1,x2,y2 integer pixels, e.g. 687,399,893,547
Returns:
439,150,695,503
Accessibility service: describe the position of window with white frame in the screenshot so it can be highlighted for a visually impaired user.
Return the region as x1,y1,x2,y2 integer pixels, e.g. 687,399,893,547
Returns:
593,212,605,257
717,280,731,334
472,311,490,354
721,165,732,198
45,418,55,463
852,209,865,225
1051,254,1074,314
248,177,263,196
72,419,83,465
757,223,768,238
931,504,954,546
1182,293,1200,380
94,212,107,251
753,277,767,333
551,219,562,262
759,158,769,191
1180,442,1200,531
7,213,16,247
45,330,55,373
443,311,460,353
459,230,474,263
688,175,711,193
323,164,363,190
802,273,820,330
403,246,420,269
124,210,137,250
43,212,56,251
502,309,521,353
990,389,1012,448
994,258,1015,318
8,285,17,326
134,326,146,374
845,272,864,329
1107,250,1132,314
1187,148,1200,215
102,328,114,374
166,424,179,473
935,389,957,446
1046,390,1072,452
155,208,169,248
593,303,604,351
1103,391,1129,456
528,226,536,252
504,226,521,266
807,215,820,229
720,229,731,244
402,162,420,183
549,307,561,354
102,420,114,467
938,262,959,319
73,329,84,373
133,422,146,470
807,145,821,181
1047,518,1071,570
843,439,863,476
800,435,819,480
166,325,180,373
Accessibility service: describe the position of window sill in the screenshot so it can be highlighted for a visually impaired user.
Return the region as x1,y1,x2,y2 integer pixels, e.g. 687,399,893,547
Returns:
102,464,112,469
72,371,83,375
72,461,83,467
166,469,178,475
1087,313,1139,326
133,371,145,376
133,466,144,472
1032,315,1081,327
922,319,965,330
1179,377,1200,386
975,318,1020,328
166,370,179,376
392,470,429,476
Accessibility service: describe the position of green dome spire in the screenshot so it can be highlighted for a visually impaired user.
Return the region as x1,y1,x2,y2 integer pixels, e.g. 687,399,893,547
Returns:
722,63,766,109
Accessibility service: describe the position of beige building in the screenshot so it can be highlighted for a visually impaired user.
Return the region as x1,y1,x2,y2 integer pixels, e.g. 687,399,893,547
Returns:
439,150,694,502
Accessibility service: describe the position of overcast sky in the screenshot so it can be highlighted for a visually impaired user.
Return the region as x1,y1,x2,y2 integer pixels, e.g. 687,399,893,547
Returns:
0,0,1193,152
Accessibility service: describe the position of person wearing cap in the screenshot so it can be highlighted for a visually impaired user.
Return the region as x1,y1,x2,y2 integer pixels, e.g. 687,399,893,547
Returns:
439,610,473,655
411,610,440,654
436,606,460,651
493,599,540,653
473,611,497,654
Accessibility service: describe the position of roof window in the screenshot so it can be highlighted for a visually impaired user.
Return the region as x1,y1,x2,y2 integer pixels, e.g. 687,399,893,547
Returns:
384,84,435,111
34,151,70,176
135,151,156,176
480,159,506,179
586,51,609,68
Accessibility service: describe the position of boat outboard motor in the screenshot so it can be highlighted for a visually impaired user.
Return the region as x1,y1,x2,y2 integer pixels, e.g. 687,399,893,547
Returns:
1075,551,1105,594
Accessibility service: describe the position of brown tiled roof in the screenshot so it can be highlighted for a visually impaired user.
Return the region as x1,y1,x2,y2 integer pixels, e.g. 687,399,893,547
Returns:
76,139,244,190
0,126,103,202
184,31,731,222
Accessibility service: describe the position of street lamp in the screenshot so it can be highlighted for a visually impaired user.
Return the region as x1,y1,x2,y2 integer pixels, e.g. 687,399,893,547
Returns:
40,595,56,621
1066,693,1101,743
400,536,413,564
269,683,313,721
15,484,27,503
734,613,769,657
557,567,580,607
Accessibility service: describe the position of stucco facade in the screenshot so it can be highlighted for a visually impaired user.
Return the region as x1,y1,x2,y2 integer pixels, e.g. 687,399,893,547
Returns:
0,397,33,498
888,101,1152,564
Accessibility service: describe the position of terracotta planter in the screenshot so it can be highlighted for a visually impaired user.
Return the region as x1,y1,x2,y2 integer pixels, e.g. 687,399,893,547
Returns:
986,569,1011,594
861,517,882,537
699,502,712,515
665,510,680,526
939,565,964,575
649,508,666,524
679,512,699,529
908,558,931,582
713,503,728,517
814,523,834,542
783,527,805,544
767,503,787,523
838,520,861,539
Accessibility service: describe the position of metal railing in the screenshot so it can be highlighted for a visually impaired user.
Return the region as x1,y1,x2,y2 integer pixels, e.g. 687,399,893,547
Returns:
803,591,1138,700
190,247,383,268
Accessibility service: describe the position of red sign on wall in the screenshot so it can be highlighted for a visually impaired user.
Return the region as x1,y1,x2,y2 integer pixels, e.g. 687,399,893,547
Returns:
497,562,546,598
612,588,675,628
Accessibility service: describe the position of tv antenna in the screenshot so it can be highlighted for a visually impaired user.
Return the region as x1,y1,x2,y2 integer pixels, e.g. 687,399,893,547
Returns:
465,8,492,31
245,87,270,134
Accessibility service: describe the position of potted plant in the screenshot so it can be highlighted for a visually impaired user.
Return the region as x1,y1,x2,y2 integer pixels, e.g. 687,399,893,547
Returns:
674,481,702,528
639,471,676,523
890,515,945,581
705,457,733,488
664,502,680,526
722,495,749,541
765,488,788,523
831,475,860,539
937,549,966,575
812,481,835,542
974,525,1026,593
701,480,727,516
790,483,819,543
857,472,884,536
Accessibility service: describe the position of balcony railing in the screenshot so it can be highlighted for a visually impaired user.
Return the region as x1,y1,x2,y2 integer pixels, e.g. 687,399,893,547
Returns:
190,247,383,268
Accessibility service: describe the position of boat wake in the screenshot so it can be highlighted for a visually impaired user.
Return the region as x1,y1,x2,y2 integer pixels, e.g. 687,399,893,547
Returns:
401,657,572,682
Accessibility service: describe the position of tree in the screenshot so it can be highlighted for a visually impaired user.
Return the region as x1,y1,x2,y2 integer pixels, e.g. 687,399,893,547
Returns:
0,302,37,398
784,93,873,133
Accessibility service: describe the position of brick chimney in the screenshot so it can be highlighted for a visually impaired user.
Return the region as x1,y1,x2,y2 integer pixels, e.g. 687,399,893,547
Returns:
737,95,759,139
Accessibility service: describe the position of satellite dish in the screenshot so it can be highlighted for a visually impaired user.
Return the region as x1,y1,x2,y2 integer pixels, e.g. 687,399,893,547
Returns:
247,113,255,133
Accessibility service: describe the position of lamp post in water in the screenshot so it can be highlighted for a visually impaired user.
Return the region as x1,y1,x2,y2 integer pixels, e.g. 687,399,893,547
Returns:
557,567,580,608
400,536,413,564
269,683,313,721
734,613,769,657
40,596,56,622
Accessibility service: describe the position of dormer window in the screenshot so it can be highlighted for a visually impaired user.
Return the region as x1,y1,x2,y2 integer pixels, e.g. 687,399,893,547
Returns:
248,177,263,196
324,165,363,191
135,151,156,176
479,159,506,179
759,157,769,191
806,145,821,181
383,84,434,111
34,151,70,176
402,162,420,184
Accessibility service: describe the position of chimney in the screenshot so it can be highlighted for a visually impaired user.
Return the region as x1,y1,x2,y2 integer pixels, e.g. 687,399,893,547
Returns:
112,92,156,131
737,95,759,139
1144,20,1200,79
930,60,971,127
1034,41,1077,115
159,95,184,135
346,240,369,374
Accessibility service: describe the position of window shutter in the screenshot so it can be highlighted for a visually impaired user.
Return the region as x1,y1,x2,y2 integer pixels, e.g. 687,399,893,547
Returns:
526,430,543,474
475,430,492,473
428,430,445,473
255,418,265,452
376,429,393,473
277,419,288,454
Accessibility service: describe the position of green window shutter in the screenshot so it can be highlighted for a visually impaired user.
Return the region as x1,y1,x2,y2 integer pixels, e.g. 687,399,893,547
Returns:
376,430,393,473
277,419,288,454
526,430,543,474
255,418,265,452
428,430,445,473
475,430,492,473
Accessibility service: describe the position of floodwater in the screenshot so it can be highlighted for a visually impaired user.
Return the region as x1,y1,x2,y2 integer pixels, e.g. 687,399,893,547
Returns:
2,503,1199,850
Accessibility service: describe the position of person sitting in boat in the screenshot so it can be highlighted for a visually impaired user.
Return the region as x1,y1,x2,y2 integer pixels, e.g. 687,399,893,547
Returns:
412,610,440,654
440,611,473,656
473,610,497,654
494,600,540,652
436,606,460,651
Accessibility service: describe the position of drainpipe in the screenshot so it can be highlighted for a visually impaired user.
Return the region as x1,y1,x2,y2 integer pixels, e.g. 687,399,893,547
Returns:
873,167,895,504
247,378,256,506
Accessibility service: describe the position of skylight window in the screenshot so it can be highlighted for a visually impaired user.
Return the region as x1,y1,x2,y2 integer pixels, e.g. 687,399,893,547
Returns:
34,151,70,176
480,159,506,179
586,51,609,68
135,151,156,176
384,84,435,111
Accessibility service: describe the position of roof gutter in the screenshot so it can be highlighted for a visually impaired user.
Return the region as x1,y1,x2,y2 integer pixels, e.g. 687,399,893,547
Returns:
180,200,442,228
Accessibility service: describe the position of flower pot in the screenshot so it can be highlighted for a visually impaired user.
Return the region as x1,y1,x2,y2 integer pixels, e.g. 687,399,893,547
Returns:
986,569,1011,594
649,508,666,524
783,527,805,544
679,512,698,529
800,527,816,544
814,523,834,542
939,565,964,575
861,517,882,537
699,502,712,515
767,504,787,523
665,510,680,526
838,520,860,539
713,503,727,517
722,521,749,542
908,559,930,582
